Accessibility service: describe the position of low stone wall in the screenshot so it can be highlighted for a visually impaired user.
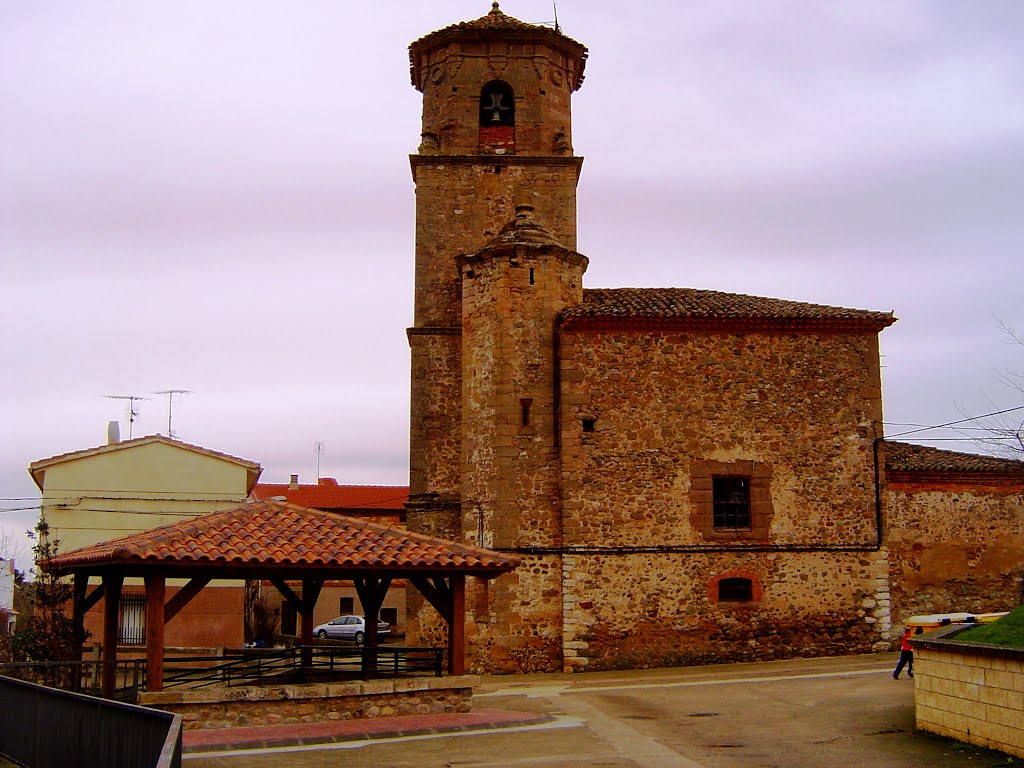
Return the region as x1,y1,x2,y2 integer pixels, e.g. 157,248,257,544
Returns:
139,676,478,730
913,628,1024,758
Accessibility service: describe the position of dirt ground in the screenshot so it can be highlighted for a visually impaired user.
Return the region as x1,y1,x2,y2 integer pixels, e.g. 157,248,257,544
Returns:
184,654,1018,768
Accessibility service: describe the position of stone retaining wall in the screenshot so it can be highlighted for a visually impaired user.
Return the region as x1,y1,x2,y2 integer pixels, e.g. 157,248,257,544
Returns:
913,628,1024,758
139,676,478,730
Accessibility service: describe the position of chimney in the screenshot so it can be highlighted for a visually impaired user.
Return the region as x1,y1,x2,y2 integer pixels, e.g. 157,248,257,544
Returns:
289,474,299,490
107,421,121,445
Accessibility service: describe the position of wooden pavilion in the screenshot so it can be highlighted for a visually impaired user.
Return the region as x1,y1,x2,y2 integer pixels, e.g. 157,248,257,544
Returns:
43,500,519,697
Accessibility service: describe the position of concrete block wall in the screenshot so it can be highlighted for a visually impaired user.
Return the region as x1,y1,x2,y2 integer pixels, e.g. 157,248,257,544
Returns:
914,631,1024,759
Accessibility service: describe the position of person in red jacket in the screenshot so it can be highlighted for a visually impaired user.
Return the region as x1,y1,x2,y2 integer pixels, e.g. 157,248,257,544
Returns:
892,627,915,679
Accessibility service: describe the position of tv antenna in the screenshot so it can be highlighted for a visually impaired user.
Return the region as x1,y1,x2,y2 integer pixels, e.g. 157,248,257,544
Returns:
105,394,150,439
153,389,193,439
315,441,324,481
553,1,560,33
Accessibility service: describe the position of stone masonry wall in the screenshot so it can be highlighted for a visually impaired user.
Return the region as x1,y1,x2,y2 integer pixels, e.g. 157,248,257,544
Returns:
558,328,890,668
562,550,889,670
885,480,1024,628
140,677,476,730
914,631,1024,759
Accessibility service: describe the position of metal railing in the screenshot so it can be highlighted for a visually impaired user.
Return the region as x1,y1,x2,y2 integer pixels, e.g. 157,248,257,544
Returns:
0,658,146,700
0,645,444,699
160,645,445,689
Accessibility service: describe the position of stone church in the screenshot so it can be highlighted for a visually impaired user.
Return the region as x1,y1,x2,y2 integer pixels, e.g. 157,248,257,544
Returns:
403,4,1024,673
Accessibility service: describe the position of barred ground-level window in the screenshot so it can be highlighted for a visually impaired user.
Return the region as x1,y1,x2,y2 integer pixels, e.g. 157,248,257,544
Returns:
717,577,754,602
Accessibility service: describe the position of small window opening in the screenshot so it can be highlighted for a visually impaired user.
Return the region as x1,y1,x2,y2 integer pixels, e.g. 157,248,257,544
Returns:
339,596,354,615
582,417,597,433
718,577,754,602
529,268,535,285
713,476,751,530
520,398,533,427
480,81,515,127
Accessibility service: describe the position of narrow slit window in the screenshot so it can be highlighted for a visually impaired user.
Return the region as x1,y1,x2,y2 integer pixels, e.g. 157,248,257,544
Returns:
529,268,535,285
521,398,533,427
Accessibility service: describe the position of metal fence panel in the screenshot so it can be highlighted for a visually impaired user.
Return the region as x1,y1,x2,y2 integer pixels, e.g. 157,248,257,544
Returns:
0,675,181,768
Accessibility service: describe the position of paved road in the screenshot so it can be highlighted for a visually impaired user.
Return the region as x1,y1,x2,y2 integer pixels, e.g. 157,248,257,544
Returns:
184,654,1011,768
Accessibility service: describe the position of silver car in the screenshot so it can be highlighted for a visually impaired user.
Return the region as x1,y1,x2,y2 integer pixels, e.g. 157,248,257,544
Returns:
313,615,390,643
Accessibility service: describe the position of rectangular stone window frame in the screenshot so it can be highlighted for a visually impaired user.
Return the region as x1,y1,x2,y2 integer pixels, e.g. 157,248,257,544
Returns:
689,459,774,541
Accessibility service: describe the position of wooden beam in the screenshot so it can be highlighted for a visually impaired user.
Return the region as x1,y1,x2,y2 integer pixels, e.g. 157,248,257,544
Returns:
164,577,210,622
82,583,105,614
144,575,165,692
101,574,123,699
268,578,304,613
410,576,453,624
448,574,466,675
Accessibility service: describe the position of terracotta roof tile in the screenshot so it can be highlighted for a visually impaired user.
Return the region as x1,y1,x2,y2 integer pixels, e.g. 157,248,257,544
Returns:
884,441,1024,476
251,479,408,511
410,2,584,48
45,500,519,575
563,288,895,329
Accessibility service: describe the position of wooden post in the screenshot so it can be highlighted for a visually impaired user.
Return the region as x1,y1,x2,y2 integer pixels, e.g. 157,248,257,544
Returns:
144,575,165,692
448,574,465,675
101,573,123,699
71,574,88,692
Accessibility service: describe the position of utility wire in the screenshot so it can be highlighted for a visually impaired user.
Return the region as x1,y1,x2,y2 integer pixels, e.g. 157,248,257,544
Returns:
885,404,1024,439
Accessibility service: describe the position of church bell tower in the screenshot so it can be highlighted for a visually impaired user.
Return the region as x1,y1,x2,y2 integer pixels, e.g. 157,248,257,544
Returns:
406,3,587,519
406,3,589,671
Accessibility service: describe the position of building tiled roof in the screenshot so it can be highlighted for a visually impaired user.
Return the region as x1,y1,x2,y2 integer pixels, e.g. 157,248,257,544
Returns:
884,441,1024,476
45,500,519,575
29,435,262,491
410,2,584,48
251,479,408,511
561,288,895,332
409,3,587,91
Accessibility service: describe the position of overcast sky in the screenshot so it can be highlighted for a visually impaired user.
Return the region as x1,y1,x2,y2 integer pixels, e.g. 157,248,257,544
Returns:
2,1,1022,566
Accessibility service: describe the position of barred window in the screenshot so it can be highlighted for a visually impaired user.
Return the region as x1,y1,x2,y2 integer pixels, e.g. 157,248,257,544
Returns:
713,476,751,530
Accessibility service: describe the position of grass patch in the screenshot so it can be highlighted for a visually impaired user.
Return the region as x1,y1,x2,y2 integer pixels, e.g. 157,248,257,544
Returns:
955,605,1024,649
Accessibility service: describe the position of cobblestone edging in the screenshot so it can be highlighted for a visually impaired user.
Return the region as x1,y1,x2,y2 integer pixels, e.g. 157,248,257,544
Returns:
138,675,478,730
913,627,1024,758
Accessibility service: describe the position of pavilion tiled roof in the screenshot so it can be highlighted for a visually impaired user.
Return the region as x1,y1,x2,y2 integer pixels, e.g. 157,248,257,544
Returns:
561,288,895,332
884,441,1024,476
45,500,519,574
251,479,408,511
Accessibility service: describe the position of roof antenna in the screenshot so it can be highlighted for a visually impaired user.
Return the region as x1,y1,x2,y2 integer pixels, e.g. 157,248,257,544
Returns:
105,394,150,439
315,441,324,482
553,0,560,33
153,389,192,439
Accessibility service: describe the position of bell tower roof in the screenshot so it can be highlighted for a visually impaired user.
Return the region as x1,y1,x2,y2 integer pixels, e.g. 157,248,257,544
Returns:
409,3,587,92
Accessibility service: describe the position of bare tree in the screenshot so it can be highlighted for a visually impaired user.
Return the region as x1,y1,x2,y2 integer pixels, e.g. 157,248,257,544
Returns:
957,320,1024,458
0,526,28,569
